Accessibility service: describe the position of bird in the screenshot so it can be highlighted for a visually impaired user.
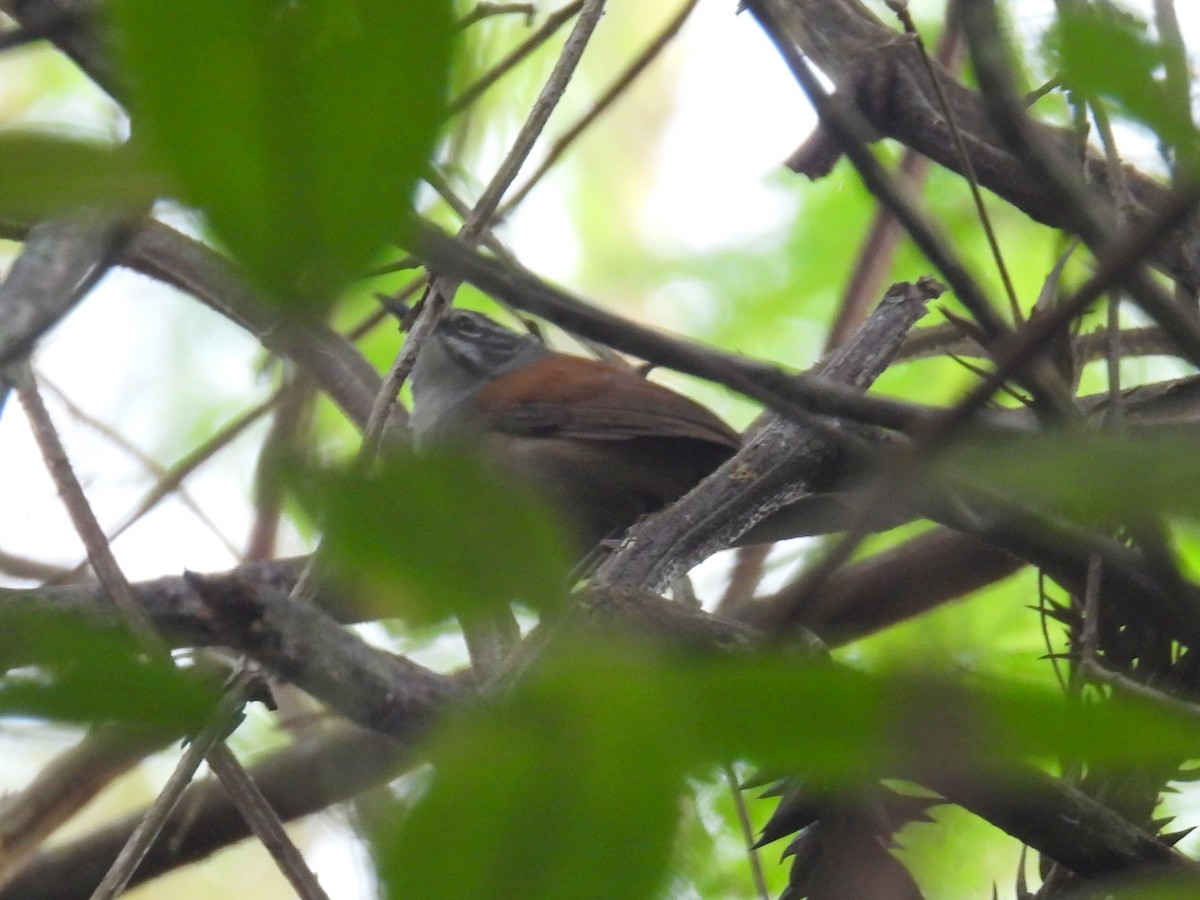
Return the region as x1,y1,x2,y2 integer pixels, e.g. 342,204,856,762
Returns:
408,307,743,552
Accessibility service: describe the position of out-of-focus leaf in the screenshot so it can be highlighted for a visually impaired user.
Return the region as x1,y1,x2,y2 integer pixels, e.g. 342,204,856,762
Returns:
114,0,455,307
925,428,1200,524
1064,875,1200,900
291,449,574,625
369,638,1200,898
0,610,217,729
1049,6,1198,160
683,651,1200,776
372,641,682,900
0,134,160,219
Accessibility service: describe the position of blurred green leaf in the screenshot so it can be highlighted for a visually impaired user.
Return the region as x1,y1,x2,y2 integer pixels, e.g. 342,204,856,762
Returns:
370,639,1200,897
373,642,683,900
1049,6,1198,160
0,134,160,219
927,428,1200,524
292,449,574,625
0,610,217,729
114,0,455,306
685,651,1200,777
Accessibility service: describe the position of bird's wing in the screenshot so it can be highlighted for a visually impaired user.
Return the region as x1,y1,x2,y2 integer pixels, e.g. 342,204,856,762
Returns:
475,354,741,448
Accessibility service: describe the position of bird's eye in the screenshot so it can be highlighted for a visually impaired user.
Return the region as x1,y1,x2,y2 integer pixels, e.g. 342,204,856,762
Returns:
452,314,482,337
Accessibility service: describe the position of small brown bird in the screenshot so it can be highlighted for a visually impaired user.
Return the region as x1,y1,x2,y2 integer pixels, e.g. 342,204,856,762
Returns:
409,308,742,550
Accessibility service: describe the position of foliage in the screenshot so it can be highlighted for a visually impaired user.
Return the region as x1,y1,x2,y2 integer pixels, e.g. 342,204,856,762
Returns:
1,1,1200,899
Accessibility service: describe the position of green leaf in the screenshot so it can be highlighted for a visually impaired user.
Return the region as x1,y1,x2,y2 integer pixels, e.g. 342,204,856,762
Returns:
369,639,1200,898
0,134,161,219
0,610,217,729
683,652,1200,776
292,449,574,626
1049,5,1198,158
114,0,455,306
926,429,1200,524
372,641,684,900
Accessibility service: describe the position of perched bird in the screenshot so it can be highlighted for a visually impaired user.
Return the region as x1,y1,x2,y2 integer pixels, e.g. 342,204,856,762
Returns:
409,307,742,551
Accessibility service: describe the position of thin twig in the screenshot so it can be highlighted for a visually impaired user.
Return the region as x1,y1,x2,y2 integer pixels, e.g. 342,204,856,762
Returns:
746,0,1074,419
464,0,608,244
18,367,319,900
898,322,1184,366
1038,570,1070,694
1075,554,1103,690
722,763,770,900
42,378,255,565
346,275,427,341
16,366,169,660
887,0,1022,322
498,0,702,217
204,743,331,900
87,672,255,900
458,2,536,30
960,0,1200,367
1152,0,1194,180
0,723,179,886
716,544,772,617
1089,101,1128,426
1082,659,1200,723
247,378,315,562
448,1,585,115
0,546,72,582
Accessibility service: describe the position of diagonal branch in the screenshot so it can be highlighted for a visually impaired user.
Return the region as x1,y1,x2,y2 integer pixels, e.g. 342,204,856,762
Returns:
765,0,1200,289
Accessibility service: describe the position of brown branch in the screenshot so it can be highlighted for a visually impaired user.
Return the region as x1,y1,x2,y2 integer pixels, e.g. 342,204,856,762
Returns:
0,723,179,888
447,1,584,115
498,0,702,216
770,0,1200,290
0,722,416,900
247,379,315,562
203,742,332,900
898,323,1185,366
0,547,73,583
457,3,536,30
121,220,399,434
593,278,939,593
926,763,1196,880
744,527,1022,643
0,211,135,369
957,0,1200,366
15,368,168,659
183,572,460,737
4,556,1197,892
747,0,1076,422
412,222,948,434
0,558,308,666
